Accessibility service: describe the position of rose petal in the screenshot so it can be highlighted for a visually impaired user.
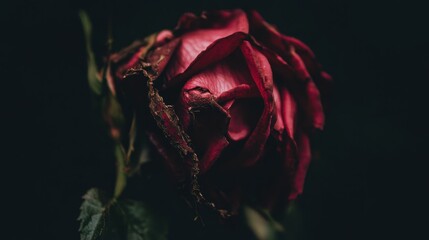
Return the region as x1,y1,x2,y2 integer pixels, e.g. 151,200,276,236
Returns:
166,10,249,81
166,32,249,88
216,84,258,103
146,125,188,182
182,50,255,97
247,10,289,56
200,137,229,174
175,49,257,138
283,36,333,109
283,36,333,81
155,30,174,44
260,42,325,131
227,98,263,142
187,95,231,173
167,33,247,80
144,38,181,76
220,41,274,167
272,83,285,138
109,40,150,80
288,133,311,200
281,87,296,139
247,10,329,130
289,47,324,129
176,51,263,170
177,87,231,174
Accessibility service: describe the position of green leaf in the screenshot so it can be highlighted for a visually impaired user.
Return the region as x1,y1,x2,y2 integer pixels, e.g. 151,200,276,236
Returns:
78,189,108,240
79,188,169,240
118,200,169,240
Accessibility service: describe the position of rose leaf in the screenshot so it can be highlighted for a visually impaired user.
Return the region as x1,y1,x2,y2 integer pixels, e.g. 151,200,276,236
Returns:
116,200,169,240
78,188,108,240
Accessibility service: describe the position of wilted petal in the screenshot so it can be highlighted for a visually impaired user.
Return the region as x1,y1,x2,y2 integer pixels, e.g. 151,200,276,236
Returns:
166,10,249,80
247,10,288,56
120,72,188,183
283,36,332,81
283,36,333,109
289,47,325,129
176,48,263,172
247,9,330,128
146,126,188,183
228,41,274,167
144,38,181,76
107,34,157,95
272,83,285,138
186,91,231,173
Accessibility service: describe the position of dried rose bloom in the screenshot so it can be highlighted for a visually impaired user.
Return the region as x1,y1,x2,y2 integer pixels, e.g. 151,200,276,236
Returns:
105,9,331,215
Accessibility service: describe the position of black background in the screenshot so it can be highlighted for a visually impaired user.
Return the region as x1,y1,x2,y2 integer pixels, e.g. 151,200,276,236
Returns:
4,0,428,239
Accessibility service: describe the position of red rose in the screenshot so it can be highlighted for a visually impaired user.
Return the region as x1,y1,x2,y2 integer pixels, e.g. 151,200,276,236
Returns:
107,9,331,216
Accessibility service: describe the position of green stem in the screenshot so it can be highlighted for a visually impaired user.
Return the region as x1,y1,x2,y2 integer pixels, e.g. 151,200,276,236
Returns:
113,143,127,199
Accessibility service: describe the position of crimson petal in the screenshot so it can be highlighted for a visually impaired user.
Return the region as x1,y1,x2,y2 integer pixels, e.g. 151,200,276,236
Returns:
176,49,259,145
289,47,325,129
216,84,258,103
227,98,263,142
166,32,249,88
271,83,284,140
283,36,333,110
227,41,274,167
166,10,249,81
181,49,256,98
183,90,231,173
247,9,328,130
281,87,297,140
